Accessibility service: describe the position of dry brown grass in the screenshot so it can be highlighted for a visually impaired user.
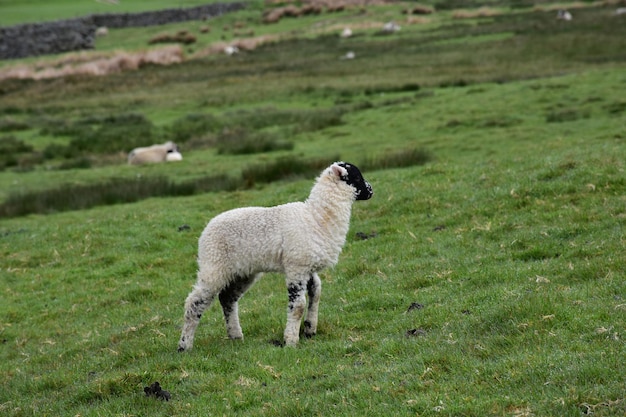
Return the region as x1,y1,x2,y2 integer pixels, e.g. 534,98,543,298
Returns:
148,30,197,45
0,45,184,80
262,0,394,23
452,7,503,19
402,5,435,15
193,34,281,58
532,2,586,12
531,0,626,12
0,30,287,81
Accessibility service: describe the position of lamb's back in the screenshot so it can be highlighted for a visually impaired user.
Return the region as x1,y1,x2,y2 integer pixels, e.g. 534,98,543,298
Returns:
198,203,313,274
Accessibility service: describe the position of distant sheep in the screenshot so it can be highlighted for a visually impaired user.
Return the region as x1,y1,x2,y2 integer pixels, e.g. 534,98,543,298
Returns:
341,51,355,60
95,27,109,37
127,141,180,165
382,21,401,33
340,28,353,38
177,162,373,351
556,10,572,21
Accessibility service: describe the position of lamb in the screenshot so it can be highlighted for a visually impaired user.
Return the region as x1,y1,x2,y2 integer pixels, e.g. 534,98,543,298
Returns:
178,161,373,351
127,141,179,165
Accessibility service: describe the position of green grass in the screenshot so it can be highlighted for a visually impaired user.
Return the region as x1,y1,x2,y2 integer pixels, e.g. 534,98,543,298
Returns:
1,1,625,416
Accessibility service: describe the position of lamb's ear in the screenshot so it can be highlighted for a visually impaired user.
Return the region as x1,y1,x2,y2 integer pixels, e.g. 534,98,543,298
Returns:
331,163,348,179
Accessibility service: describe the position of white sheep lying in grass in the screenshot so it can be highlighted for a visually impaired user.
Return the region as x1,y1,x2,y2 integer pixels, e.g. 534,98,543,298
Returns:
127,141,180,165
178,162,373,351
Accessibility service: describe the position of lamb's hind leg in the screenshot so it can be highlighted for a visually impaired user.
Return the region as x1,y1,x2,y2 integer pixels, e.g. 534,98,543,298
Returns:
178,284,216,352
304,273,321,338
218,274,260,340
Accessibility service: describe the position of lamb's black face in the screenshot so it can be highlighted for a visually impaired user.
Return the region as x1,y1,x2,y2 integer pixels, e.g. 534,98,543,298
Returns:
337,162,373,201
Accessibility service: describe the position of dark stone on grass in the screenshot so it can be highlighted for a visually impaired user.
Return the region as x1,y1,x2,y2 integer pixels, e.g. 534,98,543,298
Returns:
0,3,247,59
270,339,285,347
433,224,446,231
178,224,190,232
144,381,171,401
407,302,424,312
405,328,427,337
0,228,28,238
355,231,378,240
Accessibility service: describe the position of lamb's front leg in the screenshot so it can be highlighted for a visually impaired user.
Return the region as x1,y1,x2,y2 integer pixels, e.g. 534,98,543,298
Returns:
284,278,307,347
304,273,321,338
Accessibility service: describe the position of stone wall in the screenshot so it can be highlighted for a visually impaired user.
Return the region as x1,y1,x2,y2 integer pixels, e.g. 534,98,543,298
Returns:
0,2,247,60
90,2,247,29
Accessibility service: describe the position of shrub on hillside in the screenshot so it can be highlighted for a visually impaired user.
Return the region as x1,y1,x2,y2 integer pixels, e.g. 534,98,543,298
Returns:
364,83,421,95
359,147,432,171
40,120,90,138
169,108,344,146
57,157,92,170
216,127,293,155
545,109,590,123
70,113,155,153
223,107,345,133
0,117,30,133
0,135,34,170
168,113,223,143
43,143,81,159
0,174,241,218
241,156,338,187
42,113,156,157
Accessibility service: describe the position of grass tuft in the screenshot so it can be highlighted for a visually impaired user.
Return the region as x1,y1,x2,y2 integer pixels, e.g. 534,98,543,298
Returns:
0,135,34,170
216,128,293,155
0,148,432,218
359,148,433,172
0,174,240,218
241,155,338,187
546,108,590,123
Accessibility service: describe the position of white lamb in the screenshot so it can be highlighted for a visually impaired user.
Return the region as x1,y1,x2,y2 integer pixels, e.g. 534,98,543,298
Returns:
178,162,373,351
127,141,179,165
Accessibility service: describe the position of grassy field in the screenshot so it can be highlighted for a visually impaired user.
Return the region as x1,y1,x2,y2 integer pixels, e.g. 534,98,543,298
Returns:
1,1,625,416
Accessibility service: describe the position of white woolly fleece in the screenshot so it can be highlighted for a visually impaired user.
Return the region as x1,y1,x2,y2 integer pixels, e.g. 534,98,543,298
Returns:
128,141,178,165
178,162,371,351
197,163,356,287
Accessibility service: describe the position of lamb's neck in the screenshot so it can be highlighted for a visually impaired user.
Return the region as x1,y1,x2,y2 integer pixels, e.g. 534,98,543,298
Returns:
305,192,353,238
